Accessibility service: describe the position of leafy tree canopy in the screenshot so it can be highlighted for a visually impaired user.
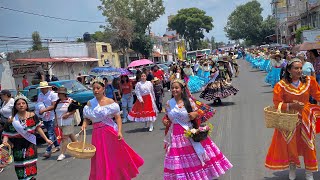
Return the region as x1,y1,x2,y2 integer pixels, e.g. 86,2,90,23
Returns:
168,8,214,50
224,0,263,44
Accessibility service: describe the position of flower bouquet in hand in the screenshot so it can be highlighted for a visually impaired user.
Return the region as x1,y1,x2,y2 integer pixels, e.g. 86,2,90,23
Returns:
184,123,213,142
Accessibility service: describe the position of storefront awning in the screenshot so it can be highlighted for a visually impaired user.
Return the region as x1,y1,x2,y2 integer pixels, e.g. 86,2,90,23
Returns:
14,57,99,63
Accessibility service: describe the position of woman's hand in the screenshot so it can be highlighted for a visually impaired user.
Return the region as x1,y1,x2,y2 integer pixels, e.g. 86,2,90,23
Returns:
188,112,198,120
117,132,123,140
290,101,304,111
81,119,88,131
46,139,53,145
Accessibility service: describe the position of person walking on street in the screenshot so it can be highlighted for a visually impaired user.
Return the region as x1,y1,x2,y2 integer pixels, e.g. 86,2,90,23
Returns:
54,87,78,161
119,75,133,123
152,77,164,113
162,79,232,179
0,89,14,173
2,95,53,180
37,81,60,158
82,78,144,180
265,58,320,180
22,75,29,89
128,72,158,132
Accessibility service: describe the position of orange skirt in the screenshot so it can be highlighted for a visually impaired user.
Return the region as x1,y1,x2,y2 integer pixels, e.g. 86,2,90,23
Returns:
265,124,318,171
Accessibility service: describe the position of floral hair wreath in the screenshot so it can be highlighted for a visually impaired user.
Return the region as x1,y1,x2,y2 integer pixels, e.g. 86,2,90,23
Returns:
90,77,105,86
14,93,28,102
171,79,186,87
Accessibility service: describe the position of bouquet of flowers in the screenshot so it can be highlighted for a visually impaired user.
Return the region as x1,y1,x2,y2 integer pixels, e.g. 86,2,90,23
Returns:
184,123,213,142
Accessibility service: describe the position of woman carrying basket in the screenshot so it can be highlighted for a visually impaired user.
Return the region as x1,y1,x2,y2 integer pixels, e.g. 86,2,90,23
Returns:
2,94,53,180
162,79,232,180
82,78,144,180
265,58,320,180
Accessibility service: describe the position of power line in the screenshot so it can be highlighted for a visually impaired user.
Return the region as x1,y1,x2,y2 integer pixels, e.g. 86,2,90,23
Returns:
0,6,105,24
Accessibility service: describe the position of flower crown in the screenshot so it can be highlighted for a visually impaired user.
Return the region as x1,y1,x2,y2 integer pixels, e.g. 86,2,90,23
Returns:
171,79,186,87
14,93,28,101
90,77,105,86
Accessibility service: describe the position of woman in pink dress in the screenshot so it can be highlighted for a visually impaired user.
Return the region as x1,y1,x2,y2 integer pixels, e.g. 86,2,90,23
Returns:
128,72,158,132
163,79,232,180
82,79,144,180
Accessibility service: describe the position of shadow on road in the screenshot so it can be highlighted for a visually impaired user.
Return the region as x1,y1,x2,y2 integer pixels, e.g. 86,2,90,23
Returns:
250,70,261,72
125,128,149,133
263,169,320,179
262,85,271,87
261,91,273,94
209,101,235,107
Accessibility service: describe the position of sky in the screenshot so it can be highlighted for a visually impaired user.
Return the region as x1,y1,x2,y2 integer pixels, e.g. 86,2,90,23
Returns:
0,0,270,52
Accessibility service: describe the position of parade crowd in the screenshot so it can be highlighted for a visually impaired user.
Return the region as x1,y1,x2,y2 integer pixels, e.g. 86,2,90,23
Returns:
0,49,242,180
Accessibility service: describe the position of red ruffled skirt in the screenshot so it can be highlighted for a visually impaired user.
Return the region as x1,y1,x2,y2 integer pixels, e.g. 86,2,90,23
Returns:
128,94,157,122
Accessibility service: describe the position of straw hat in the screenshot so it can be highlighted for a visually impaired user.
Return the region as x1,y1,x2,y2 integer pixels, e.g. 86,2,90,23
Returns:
152,77,160,82
56,87,68,94
37,81,52,89
217,55,229,63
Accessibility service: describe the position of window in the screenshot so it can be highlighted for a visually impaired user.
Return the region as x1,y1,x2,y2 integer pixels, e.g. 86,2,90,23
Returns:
102,45,108,52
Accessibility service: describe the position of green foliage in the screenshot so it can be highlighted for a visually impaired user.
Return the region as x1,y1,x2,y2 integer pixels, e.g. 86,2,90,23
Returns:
224,0,263,45
31,31,43,51
99,0,165,57
296,26,313,44
168,8,214,50
258,15,276,44
76,38,83,42
199,38,210,49
132,34,153,58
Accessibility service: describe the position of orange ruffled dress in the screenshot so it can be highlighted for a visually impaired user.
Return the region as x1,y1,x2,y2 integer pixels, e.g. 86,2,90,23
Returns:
265,76,320,172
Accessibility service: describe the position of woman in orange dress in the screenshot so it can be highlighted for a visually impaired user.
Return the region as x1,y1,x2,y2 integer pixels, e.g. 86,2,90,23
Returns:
265,58,320,180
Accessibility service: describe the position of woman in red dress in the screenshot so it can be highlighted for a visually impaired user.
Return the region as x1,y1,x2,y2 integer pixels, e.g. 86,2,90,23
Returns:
128,72,158,132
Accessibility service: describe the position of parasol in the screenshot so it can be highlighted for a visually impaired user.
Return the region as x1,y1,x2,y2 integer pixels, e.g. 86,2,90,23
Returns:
90,67,121,77
299,42,320,51
116,68,133,76
127,59,154,68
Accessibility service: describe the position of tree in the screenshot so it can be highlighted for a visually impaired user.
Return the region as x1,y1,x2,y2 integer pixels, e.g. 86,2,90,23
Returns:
258,15,276,44
210,36,216,49
168,8,214,50
131,34,153,58
224,0,263,45
32,31,43,51
98,0,165,57
296,26,313,44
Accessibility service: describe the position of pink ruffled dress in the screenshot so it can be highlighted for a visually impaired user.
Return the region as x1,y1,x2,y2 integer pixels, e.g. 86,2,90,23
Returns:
83,98,144,180
164,98,232,180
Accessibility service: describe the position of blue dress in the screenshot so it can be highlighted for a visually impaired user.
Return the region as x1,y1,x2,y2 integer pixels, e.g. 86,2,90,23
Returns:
184,68,205,93
265,60,285,88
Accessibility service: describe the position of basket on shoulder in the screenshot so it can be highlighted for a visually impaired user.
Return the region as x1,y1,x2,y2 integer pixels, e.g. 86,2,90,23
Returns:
0,144,13,168
184,123,214,142
264,102,299,132
67,129,96,159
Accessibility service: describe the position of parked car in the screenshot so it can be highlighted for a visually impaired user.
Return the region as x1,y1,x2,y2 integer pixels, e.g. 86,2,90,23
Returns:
23,80,94,105
8,89,36,111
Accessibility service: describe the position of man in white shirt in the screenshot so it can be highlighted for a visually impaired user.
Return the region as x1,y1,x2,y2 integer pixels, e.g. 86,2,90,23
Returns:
37,81,60,158
193,61,199,74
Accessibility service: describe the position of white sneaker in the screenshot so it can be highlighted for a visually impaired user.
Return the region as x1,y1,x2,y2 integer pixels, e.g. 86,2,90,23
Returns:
306,171,314,180
149,123,154,132
289,164,296,180
57,154,66,161
122,119,127,124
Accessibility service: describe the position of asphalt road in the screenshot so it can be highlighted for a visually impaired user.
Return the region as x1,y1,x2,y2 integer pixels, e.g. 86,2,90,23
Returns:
2,59,320,180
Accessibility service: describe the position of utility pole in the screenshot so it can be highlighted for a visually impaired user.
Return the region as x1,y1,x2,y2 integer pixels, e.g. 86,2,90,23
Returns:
286,0,289,45
271,0,279,44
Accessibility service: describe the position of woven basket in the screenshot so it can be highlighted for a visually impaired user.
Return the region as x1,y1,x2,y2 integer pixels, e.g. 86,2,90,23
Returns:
0,144,12,167
67,129,96,159
264,102,299,131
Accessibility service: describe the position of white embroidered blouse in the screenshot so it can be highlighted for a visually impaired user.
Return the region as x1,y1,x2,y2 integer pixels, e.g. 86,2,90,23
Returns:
135,81,156,103
83,98,120,131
